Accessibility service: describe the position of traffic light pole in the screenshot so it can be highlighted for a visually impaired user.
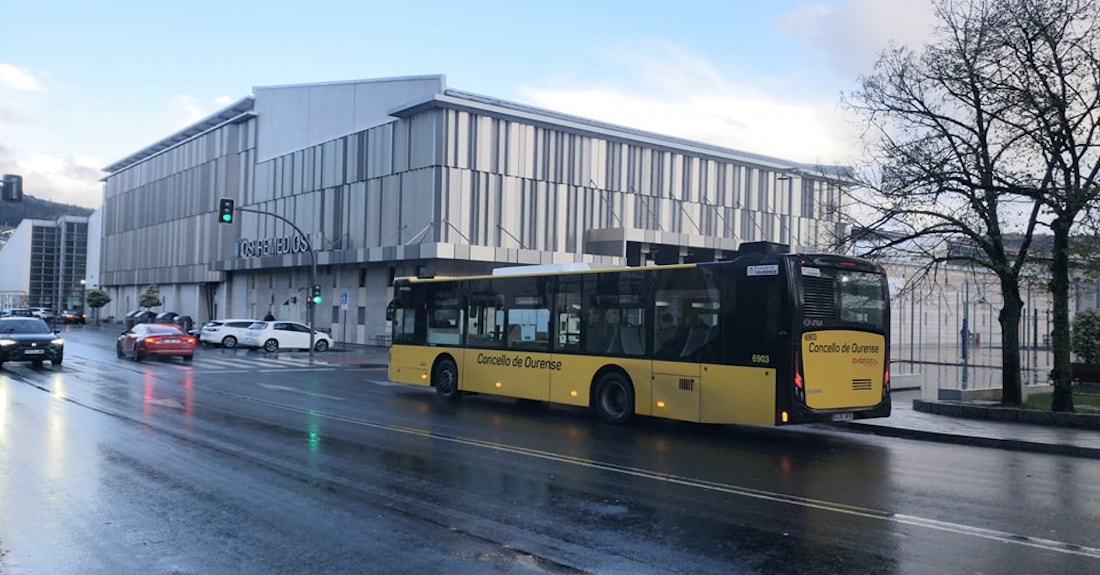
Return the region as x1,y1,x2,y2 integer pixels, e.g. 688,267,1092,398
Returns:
233,206,318,364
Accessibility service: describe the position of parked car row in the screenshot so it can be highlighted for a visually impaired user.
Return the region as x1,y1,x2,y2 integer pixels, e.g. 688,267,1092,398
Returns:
0,315,335,371
200,319,332,352
2,308,86,323
2,307,54,319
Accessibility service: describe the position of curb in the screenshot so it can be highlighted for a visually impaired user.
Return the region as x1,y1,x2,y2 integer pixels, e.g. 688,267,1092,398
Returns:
839,420,1100,459
913,399,1100,430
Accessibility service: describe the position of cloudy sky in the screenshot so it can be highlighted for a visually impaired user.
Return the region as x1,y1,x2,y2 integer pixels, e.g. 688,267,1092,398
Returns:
0,0,935,209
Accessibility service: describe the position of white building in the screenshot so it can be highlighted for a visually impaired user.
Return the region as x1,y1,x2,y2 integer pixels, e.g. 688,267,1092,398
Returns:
98,75,851,344
0,216,89,311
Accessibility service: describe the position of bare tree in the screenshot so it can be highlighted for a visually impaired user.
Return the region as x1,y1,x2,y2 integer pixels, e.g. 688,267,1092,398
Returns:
844,0,1100,410
993,0,1100,412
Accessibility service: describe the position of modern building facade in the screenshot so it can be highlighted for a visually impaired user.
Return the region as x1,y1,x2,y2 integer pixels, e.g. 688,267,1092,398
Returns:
0,216,89,310
99,75,850,344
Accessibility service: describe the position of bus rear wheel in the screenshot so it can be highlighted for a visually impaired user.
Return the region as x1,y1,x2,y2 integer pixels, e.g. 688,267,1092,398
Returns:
433,357,461,400
594,372,634,424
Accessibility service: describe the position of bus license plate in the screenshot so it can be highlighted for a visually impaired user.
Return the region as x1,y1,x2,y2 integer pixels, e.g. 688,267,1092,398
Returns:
24,349,45,355
831,412,854,422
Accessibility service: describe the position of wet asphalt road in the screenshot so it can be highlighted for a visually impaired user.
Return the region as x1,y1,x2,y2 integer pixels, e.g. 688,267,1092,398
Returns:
1,325,1099,574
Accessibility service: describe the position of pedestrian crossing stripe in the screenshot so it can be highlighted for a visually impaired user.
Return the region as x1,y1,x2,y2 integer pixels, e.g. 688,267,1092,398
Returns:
157,355,341,372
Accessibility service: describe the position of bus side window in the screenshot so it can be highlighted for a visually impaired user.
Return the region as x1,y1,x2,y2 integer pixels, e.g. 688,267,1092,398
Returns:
554,278,582,351
466,289,504,348
653,267,718,361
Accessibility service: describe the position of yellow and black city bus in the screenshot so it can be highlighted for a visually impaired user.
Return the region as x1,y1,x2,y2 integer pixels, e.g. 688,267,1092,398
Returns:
387,242,891,426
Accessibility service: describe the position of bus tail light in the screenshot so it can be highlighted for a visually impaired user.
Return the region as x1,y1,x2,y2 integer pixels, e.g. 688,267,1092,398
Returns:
793,351,804,389
883,349,891,397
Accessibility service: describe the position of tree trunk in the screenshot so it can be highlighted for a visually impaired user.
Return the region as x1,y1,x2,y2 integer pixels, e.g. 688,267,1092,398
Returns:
1050,220,1076,413
998,279,1024,406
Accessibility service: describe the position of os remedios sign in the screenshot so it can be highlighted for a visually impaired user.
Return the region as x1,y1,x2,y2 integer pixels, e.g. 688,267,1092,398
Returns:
234,234,312,258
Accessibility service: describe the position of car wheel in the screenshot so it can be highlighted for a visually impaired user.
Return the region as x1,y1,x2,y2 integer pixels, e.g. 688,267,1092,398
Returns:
182,355,193,362
134,344,144,362
222,335,237,348
593,371,635,425
314,339,329,352
263,339,279,353
51,357,62,366
433,357,461,400
116,343,124,358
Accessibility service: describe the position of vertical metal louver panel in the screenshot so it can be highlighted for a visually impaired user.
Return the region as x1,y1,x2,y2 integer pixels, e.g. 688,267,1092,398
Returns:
802,275,837,318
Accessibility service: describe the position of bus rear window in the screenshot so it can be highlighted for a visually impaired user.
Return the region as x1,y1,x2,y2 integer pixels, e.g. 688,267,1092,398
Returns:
802,268,886,328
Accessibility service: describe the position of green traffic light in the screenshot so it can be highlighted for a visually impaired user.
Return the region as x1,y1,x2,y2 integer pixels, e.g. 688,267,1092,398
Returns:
221,213,232,223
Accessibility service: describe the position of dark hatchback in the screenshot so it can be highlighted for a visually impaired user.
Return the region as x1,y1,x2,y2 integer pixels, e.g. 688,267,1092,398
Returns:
0,317,64,368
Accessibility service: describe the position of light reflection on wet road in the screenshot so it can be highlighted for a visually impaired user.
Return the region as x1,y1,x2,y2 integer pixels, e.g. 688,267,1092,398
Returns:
1,326,1098,574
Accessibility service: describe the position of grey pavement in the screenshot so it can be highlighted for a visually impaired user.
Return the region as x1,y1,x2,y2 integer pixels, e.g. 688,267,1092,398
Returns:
320,344,1100,459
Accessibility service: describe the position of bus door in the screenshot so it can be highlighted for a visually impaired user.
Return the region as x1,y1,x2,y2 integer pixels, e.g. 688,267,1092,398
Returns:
549,275,587,407
461,290,508,396
651,269,714,422
463,277,553,401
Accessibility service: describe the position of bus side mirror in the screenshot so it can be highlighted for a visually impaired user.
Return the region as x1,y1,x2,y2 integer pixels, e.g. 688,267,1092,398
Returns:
385,300,397,322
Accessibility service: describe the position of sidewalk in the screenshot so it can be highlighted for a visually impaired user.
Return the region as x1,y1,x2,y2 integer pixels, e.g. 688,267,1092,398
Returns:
844,390,1100,459
319,344,1100,459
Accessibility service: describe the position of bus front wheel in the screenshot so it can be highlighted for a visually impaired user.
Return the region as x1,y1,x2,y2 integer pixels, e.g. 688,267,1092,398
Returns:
594,372,634,424
433,357,461,400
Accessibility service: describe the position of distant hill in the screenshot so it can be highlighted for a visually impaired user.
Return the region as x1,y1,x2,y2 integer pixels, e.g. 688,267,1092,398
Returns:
0,195,95,229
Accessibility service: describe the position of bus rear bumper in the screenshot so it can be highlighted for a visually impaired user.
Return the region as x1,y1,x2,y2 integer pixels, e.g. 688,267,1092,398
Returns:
787,396,892,425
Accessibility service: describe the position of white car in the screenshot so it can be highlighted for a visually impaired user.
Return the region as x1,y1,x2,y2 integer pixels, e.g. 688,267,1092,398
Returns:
199,318,259,348
242,321,332,352
30,307,55,321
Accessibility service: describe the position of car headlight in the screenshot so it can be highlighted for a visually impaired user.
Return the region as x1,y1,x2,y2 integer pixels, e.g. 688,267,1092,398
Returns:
0,339,15,346
52,338,65,345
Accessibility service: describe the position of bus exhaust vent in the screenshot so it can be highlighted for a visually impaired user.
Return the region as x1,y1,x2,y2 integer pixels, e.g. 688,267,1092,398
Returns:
802,275,837,318
679,378,695,391
852,378,873,391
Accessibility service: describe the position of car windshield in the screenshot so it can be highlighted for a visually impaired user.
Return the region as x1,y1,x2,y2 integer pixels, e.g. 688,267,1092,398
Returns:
0,319,52,334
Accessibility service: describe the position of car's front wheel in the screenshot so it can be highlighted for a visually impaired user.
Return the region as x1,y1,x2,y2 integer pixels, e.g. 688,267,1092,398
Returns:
51,357,62,366
314,339,329,352
222,335,237,348
263,339,279,353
